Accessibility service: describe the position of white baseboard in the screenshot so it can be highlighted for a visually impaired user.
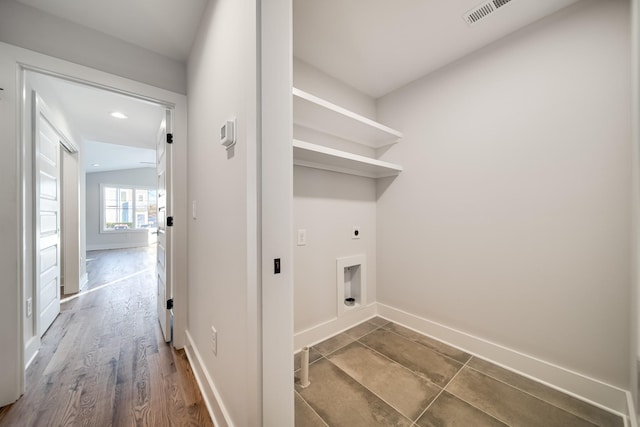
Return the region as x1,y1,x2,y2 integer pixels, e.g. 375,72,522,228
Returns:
24,336,40,370
86,242,149,251
377,302,630,421
625,391,638,427
294,303,377,351
184,330,234,427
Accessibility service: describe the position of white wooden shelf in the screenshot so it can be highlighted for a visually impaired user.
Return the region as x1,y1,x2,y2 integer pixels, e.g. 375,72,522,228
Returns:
293,88,403,148
293,140,403,179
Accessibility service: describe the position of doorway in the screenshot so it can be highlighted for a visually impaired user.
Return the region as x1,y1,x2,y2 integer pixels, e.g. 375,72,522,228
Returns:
20,66,183,395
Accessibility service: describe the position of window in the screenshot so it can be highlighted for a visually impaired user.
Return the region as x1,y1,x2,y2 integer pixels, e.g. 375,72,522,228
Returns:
101,184,157,232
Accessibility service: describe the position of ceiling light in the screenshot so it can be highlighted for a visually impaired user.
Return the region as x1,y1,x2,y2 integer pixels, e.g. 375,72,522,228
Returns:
110,111,128,119
92,163,100,167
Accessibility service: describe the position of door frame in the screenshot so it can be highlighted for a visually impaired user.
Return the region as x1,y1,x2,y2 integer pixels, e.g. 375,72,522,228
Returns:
61,144,82,295
14,54,188,397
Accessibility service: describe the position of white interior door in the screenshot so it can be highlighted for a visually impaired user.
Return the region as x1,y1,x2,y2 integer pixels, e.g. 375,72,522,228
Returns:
157,110,173,342
34,94,62,337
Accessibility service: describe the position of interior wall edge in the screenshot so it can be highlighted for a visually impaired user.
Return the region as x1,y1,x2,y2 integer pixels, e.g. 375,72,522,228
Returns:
630,0,640,419
377,302,630,417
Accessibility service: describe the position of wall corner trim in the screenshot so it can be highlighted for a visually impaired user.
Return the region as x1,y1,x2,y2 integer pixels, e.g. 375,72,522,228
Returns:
376,303,631,421
184,330,234,427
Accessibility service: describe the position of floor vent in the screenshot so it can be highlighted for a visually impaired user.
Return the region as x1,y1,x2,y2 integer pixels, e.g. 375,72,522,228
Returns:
464,0,514,26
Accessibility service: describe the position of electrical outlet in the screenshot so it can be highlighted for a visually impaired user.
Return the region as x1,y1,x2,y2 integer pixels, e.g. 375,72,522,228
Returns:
352,226,361,239
192,200,197,219
26,298,32,317
297,229,307,246
211,326,217,356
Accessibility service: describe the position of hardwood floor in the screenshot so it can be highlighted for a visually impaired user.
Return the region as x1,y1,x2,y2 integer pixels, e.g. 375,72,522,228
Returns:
0,246,213,427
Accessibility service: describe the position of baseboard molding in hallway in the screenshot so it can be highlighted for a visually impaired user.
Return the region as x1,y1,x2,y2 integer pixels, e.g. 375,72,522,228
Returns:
185,330,234,427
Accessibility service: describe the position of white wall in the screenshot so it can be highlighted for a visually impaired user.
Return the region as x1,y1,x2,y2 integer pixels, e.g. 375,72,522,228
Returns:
293,61,379,337
186,0,260,424
376,0,631,389
85,168,156,251
294,57,376,119
0,44,23,409
0,0,186,94
294,167,377,333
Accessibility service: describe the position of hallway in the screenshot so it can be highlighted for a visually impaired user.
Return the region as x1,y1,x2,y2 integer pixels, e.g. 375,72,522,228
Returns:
0,247,212,426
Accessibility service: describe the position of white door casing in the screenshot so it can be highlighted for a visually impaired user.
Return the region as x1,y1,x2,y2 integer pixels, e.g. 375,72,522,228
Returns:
157,110,173,343
61,149,81,295
34,92,62,337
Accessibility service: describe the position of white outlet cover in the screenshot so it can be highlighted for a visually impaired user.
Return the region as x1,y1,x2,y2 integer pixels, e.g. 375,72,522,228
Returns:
297,229,307,246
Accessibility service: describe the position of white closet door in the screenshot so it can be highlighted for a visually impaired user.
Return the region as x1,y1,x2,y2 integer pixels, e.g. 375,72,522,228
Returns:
35,94,62,337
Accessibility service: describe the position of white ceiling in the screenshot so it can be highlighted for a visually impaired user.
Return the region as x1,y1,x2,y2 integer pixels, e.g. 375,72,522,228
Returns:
17,0,583,107
29,72,164,172
294,0,582,98
84,141,156,173
17,0,207,61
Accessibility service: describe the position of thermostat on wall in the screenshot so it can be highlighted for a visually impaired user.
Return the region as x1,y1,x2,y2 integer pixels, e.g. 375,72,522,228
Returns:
220,118,236,149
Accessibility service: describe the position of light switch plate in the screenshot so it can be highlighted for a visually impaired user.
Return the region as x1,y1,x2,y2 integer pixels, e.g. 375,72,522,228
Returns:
211,326,217,356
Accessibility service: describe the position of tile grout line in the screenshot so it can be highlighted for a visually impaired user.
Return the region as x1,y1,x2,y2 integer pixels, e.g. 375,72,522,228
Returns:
441,358,514,427
294,390,330,427
463,364,608,427
383,322,615,425
354,338,446,391
378,323,599,426
411,354,474,424
380,324,472,366
314,321,384,358
322,356,415,426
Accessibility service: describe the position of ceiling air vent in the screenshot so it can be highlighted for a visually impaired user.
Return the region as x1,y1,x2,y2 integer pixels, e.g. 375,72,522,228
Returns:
493,0,513,8
463,0,514,26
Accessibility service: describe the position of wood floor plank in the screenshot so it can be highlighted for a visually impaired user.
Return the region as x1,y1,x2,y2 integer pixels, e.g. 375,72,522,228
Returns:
0,246,212,427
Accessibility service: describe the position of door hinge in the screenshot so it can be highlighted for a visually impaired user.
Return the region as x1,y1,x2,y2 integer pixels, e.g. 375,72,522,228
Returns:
166,133,173,144
166,298,173,310
167,216,174,227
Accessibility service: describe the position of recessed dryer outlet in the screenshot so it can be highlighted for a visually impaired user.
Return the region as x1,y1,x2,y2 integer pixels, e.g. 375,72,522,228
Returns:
336,254,366,317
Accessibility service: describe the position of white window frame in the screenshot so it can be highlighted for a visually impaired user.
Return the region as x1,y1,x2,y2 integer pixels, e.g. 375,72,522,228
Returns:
99,183,156,233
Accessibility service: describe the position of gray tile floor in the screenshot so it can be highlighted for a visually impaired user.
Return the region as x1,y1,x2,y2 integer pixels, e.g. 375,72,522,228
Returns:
294,318,623,427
